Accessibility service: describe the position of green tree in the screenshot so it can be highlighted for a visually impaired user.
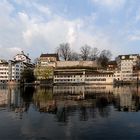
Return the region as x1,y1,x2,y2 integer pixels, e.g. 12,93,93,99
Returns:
21,68,35,83
34,66,53,80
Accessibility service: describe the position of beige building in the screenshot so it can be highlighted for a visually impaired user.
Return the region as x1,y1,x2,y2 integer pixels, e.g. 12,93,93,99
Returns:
38,53,59,67
53,69,114,84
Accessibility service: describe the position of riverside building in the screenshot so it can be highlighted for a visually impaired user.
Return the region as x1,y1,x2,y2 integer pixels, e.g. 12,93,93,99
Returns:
53,69,114,84
115,54,139,82
0,51,33,84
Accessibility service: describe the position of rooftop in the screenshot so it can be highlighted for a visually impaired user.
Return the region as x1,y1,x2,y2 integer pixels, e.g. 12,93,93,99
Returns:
40,53,58,57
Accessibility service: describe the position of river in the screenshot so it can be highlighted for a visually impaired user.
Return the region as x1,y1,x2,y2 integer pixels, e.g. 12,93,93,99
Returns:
0,85,140,139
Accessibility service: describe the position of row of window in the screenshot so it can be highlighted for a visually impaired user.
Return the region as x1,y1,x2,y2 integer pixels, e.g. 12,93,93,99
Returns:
0,76,8,78
55,78,107,82
0,68,8,70
121,71,132,73
55,75,113,78
85,78,106,81
86,75,113,77
0,72,8,74
54,79,83,82
122,75,133,77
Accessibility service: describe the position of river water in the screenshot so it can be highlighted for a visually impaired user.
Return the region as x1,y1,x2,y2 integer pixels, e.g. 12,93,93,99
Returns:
0,85,140,140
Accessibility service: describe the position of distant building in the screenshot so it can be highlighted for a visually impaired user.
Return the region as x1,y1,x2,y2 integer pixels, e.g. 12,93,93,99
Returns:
38,53,59,67
0,51,34,84
115,54,139,81
0,60,24,83
0,60,9,83
107,61,117,71
34,53,58,80
14,51,31,63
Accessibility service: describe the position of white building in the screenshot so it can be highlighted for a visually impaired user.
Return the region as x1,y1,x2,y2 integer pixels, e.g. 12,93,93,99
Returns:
14,51,31,63
0,60,24,83
115,54,139,81
53,69,114,84
0,60,9,83
8,60,25,82
0,52,33,84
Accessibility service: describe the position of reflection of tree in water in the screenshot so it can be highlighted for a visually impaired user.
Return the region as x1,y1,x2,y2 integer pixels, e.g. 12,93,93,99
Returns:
33,87,57,113
79,106,88,121
32,86,116,122
96,97,111,117
56,105,77,123
132,93,140,112
20,86,34,112
56,107,67,123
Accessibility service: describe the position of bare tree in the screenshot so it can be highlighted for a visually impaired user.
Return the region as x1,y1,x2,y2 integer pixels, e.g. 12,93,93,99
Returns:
90,47,100,61
69,51,79,61
57,43,71,61
97,50,112,68
34,58,39,65
80,45,91,60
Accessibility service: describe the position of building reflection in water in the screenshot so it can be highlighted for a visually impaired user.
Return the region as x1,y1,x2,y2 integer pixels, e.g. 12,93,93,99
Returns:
0,85,34,119
0,84,140,121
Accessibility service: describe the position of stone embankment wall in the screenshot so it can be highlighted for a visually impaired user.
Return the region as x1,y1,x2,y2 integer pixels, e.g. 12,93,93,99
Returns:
56,61,97,68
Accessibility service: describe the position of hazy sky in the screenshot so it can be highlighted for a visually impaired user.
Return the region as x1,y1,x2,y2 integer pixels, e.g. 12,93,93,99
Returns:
1,0,140,60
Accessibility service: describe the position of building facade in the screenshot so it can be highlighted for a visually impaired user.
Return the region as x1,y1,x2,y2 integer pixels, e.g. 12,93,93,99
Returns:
0,52,33,84
0,60,25,83
53,69,114,84
115,54,139,81
14,51,31,63
38,53,59,67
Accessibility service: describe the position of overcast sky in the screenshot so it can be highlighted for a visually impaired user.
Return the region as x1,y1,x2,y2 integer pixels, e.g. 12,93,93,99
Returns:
1,0,140,60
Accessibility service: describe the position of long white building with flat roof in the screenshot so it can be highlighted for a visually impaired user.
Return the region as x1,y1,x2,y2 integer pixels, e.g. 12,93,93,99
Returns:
53,69,114,84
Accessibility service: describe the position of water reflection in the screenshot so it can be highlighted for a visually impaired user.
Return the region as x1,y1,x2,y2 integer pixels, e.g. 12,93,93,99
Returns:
0,85,140,121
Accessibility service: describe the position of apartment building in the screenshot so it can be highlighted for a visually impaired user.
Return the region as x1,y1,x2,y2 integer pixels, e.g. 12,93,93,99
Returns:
0,60,25,83
0,52,33,84
115,54,139,81
0,60,9,83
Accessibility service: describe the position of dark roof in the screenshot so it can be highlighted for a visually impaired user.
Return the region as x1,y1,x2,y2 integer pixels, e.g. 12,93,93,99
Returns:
117,54,139,60
107,61,117,65
40,53,59,61
40,53,58,57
